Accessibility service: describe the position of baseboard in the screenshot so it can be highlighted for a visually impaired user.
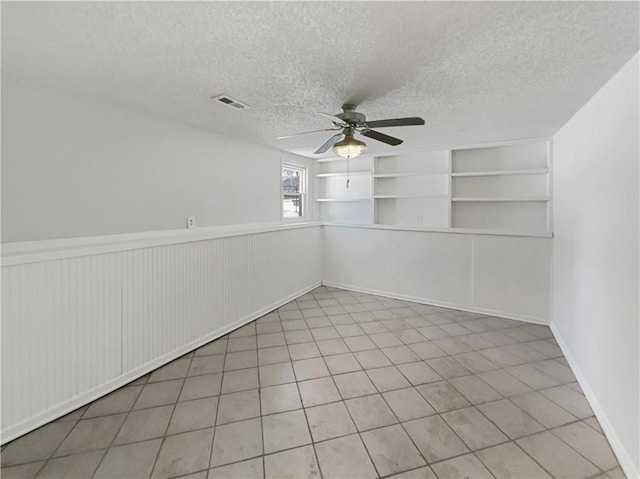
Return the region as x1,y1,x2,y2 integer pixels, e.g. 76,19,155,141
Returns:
1,281,321,444
550,323,639,479
322,281,549,325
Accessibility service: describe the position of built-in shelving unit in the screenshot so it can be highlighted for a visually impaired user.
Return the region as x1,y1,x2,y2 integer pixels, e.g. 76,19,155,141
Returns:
314,139,552,234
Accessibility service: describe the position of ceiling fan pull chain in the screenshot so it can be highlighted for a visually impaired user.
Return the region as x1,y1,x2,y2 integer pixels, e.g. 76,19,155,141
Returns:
346,155,350,189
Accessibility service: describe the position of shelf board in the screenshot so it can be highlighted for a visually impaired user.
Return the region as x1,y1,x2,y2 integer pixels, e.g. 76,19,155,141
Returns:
451,169,548,177
316,198,372,202
374,172,447,178
316,171,372,178
374,194,449,199
451,197,550,202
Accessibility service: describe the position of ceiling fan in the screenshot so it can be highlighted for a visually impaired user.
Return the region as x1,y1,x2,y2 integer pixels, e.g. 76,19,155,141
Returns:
277,104,425,158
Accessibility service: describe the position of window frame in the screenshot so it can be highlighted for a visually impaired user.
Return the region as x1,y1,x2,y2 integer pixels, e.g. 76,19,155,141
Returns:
281,162,308,221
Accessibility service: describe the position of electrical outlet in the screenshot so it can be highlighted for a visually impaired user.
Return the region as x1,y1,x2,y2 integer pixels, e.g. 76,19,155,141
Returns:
187,217,195,229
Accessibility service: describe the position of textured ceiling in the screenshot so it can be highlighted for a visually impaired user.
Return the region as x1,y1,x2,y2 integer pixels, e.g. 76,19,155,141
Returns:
2,1,638,158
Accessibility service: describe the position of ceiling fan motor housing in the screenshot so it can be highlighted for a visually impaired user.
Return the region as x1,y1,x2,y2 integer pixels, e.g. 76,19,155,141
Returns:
337,104,365,125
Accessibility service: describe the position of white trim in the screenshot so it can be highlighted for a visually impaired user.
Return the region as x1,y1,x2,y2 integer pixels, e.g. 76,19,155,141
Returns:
322,222,553,239
322,280,549,325
1,281,321,444
550,323,639,479
2,222,321,266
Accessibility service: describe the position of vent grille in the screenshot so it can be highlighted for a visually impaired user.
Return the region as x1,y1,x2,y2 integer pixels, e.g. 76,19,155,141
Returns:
211,94,250,110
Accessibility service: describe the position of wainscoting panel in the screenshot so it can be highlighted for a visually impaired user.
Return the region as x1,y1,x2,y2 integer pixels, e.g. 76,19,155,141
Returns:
1,224,321,442
322,225,551,323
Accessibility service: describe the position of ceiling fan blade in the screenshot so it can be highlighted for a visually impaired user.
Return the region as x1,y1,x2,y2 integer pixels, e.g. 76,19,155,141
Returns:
318,112,348,125
360,129,403,146
277,128,340,140
315,133,344,154
364,117,425,128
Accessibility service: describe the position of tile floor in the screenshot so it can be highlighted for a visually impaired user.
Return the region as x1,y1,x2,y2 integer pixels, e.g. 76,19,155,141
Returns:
1,286,624,479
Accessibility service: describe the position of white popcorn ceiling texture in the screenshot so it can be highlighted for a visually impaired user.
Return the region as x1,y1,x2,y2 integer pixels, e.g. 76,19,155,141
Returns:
2,1,638,158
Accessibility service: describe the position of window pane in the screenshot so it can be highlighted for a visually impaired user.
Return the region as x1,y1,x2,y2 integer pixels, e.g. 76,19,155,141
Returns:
283,194,302,217
282,168,301,194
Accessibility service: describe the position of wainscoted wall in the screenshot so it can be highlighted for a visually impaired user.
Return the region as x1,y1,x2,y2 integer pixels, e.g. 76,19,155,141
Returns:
1,223,322,442
322,225,552,324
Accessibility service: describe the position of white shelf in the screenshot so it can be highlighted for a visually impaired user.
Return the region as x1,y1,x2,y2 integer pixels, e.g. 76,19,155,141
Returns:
374,194,449,199
451,197,550,202
451,169,548,177
374,172,447,178
316,171,372,178
316,198,372,202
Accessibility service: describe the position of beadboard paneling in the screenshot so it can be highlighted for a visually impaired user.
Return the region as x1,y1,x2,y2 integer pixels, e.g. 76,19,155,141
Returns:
322,225,551,323
1,225,321,443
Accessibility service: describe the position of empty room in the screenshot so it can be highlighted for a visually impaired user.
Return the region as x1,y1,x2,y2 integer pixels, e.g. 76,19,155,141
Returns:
1,2,638,479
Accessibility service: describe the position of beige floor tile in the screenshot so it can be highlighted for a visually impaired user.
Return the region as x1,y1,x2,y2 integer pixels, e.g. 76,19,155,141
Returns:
216,389,260,424
324,352,362,374
441,407,508,450
506,364,562,390
335,324,365,337
387,466,437,479
382,387,435,421
517,431,600,478
114,405,173,445
540,385,594,418
317,338,350,356
293,357,330,381
360,321,389,334
148,358,191,383
305,317,332,329
451,351,498,373
370,332,404,348
209,457,263,479
354,349,392,369
394,329,428,345
167,396,218,435
257,333,286,349
361,424,426,476
265,445,320,479
298,377,341,407
54,414,126,457
227,336,257,352
478,399,545,439
230,323,256,337
1,461,45,479
417,325,450,340
431,453,493,479
210,418,262,467
477,369,532,397
282,319,308,330
532,359,577,383
552,421,619,471
381,346,421,365
432,337,474,355
95,439,160,479
425,357,471,379
224,351,258,371
416,381,471,413
1,421,75,466
37,450,103,479
195,340,227,356
408,341,448,360
259,362,296,386
133,380,182,410
367,366,412,392
397,361,441,385
403,416,469,463
510,391,577,428
314,434,377,479
328,313,355,326
179,373,223,401
584,416,604,433
83,386,142,419
333,371,377,399
305,401,357,442
257,321,283,334
310,326,340,341
285,329,314,344
258,345,290,365
189,355,225,376
477,442,552,479
345,394,397,431
288,342,322,360
262,409,311,454
479,347,525,368
261,382,302,415
448,375,503,404
221,367,259,394
54,405,89,422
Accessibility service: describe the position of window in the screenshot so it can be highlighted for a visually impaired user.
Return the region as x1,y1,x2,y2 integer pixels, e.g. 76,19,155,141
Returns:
282,164,306,219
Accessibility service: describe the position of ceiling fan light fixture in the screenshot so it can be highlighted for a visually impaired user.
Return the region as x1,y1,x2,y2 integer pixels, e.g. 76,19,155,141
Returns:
333,134,367,158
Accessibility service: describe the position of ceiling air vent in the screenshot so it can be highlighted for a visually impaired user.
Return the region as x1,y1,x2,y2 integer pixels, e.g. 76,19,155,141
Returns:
211,94,250,111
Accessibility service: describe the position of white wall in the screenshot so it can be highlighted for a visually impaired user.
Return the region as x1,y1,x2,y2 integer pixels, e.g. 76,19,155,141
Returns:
1,75,313,242
552,53,639,478
323,225,552,323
